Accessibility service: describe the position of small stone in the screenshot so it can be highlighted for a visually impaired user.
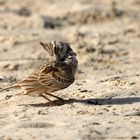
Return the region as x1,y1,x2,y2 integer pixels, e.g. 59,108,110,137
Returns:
92,122,100,125
4,95,13,100
80,89,88,92
42,16,61,29
131,136,139,139
16,7,31,17
86,47,96,53
0,75,5,81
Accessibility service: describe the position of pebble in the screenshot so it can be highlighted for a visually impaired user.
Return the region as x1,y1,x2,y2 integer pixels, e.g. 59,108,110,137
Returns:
0,75,6,81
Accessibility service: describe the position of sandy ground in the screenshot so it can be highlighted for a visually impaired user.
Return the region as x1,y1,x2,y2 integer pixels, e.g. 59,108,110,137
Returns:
0,0,140,140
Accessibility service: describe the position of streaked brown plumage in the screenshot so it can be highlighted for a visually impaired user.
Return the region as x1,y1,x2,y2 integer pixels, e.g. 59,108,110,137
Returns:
0,41,78,103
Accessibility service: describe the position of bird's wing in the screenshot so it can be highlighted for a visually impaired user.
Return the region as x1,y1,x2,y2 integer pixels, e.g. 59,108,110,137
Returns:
16,62,54,95
38,62,56,87
38,62,75,89
18,62,53,87
18,61,74,95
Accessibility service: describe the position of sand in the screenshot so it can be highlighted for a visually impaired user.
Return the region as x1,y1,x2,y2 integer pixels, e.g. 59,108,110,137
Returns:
0,0,140,140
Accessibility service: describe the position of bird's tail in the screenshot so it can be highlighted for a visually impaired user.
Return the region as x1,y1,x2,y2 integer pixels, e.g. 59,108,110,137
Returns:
0,84,20,93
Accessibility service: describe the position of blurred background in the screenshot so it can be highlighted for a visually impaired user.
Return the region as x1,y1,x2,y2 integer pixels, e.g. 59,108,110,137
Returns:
0,0,140,80
0,0,140,139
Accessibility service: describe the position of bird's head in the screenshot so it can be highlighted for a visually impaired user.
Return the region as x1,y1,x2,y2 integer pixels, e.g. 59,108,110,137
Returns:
40,41,78,75
53,41,78,75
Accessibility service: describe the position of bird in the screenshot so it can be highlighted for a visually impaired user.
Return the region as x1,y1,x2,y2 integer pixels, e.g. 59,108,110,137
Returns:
0,41,78,104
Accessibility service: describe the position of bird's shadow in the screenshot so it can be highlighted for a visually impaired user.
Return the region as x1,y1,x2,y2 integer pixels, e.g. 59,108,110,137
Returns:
18,96,140,107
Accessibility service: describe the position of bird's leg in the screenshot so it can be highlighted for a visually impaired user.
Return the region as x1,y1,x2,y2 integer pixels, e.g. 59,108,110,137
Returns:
40,93,65,106
40,94,52,102
46,92,64,101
